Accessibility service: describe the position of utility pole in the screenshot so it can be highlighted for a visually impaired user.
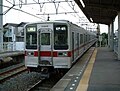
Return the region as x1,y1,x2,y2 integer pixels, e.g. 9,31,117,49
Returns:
0,0,3,51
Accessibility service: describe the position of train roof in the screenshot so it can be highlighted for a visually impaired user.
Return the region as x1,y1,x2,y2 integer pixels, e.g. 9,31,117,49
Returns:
25,20,70,25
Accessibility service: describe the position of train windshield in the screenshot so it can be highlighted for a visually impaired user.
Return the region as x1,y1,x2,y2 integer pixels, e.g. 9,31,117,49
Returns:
54,24,68,50
25,25,37,49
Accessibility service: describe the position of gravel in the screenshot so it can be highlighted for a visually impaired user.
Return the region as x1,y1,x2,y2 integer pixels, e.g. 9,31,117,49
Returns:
0,72,41,91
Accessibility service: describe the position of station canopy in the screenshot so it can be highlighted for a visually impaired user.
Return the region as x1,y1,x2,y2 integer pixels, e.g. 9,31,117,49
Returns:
74,0,120,25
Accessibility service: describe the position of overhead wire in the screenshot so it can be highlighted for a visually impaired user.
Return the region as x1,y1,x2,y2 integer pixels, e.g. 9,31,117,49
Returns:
5,0,13,5
33,0,45,12
1,4,45,20
4,0,89,23
67,1,85,21
4,0,45,20
46,0,78,16
46,0,85,23
67,0,96,29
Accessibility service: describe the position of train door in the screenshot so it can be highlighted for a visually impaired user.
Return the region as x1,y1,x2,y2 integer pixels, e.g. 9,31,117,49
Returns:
38,28,53,66
72,32,74,62
77,33,79,57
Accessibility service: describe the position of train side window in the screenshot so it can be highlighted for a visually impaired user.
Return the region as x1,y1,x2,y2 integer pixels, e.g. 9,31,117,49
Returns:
84,34,86,43
87,34,89,42
80,34,83,44
86,34,87,42
77,33,79,47
89,35,90,41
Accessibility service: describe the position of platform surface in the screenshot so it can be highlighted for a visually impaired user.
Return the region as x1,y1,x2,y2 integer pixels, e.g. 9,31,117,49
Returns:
51,47,95,91
51,47,120,91
87,47,120,91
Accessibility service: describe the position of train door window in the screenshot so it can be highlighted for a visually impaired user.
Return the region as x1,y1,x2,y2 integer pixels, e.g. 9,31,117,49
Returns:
41,33,50,45
54,24,68,50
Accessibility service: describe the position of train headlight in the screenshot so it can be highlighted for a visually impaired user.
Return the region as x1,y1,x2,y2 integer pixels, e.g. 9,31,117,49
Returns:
58,52,67,57
28,52,31,55
25,51,34,56
63,52,67,56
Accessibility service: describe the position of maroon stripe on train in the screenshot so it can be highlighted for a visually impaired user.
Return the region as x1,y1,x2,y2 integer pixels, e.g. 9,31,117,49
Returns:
34,51,71,57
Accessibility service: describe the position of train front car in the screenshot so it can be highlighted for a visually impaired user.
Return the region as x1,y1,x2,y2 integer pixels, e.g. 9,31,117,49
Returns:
24,21,71,72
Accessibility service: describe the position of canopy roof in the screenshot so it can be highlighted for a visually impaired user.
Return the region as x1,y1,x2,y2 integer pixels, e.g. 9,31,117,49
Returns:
74,0,120,25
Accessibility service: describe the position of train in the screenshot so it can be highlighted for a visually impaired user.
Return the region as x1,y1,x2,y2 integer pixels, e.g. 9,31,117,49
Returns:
24,20,97,73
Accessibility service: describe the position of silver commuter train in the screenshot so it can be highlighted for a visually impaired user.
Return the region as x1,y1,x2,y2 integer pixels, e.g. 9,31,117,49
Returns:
24,20,97,72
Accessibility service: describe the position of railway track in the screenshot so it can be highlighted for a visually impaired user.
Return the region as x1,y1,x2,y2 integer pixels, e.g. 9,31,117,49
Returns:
27,79,44,91
25,47,94,91
0,48,95,91
0,64,28,83
26,72,65,91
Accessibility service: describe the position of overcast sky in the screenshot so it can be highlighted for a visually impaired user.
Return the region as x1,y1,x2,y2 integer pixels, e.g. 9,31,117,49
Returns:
3,0,86,23
3,0,118,33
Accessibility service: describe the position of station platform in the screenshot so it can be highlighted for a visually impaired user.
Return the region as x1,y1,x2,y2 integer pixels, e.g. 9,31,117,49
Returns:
0,51,24,57
86,47,120,91
51,47,120,91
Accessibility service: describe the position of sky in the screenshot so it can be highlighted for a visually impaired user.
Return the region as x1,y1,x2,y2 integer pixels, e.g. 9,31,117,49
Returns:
3,0,87,23
114,16,118,32
100,24,108,33
2,0,118,34
99,15,118,34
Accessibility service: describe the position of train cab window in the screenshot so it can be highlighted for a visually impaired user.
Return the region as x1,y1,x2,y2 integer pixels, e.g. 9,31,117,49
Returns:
54,24,68,50
41,33,50,45
26,25,37,49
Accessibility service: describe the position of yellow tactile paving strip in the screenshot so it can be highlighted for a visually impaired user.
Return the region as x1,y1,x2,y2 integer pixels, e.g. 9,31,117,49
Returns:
76,48,97,91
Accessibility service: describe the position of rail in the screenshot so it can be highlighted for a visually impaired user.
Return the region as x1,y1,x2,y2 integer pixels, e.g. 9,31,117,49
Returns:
27,79,44,91
0,64,28,83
